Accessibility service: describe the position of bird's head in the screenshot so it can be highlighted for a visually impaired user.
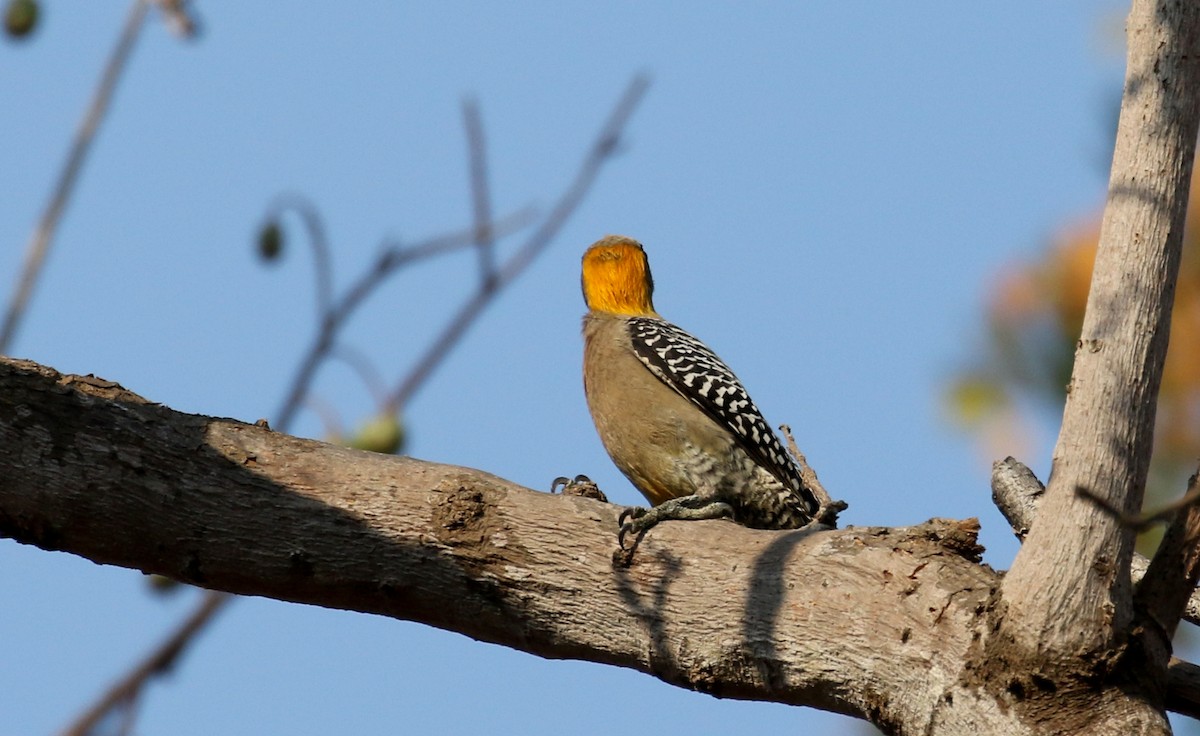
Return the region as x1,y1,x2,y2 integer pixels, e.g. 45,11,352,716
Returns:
581,235,658,316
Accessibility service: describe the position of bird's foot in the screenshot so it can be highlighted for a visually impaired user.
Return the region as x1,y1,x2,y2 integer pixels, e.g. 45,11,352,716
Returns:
550,474,608,502
617,495,734,551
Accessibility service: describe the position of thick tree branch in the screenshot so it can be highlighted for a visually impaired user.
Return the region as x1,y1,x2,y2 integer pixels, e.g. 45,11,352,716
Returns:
8,352,1200,731
0,357,1021,732
999,0,1200,661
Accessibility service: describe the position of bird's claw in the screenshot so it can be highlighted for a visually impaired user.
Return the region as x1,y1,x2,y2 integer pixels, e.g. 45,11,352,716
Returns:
550,476,569,493
617,506,649,550
550,474,608,501
617,505,647,525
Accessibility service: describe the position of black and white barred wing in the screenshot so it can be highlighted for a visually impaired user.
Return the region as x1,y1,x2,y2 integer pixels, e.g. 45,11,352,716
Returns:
626,316,817,515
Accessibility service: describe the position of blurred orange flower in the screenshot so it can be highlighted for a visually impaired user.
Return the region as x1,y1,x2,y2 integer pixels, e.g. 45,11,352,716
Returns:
949,170,1200,496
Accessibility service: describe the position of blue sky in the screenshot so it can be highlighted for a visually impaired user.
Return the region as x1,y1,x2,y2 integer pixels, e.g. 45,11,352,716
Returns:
3,3,1130,734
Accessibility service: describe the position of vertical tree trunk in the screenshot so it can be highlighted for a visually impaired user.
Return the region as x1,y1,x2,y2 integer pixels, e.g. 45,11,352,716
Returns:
1001,0,1200,656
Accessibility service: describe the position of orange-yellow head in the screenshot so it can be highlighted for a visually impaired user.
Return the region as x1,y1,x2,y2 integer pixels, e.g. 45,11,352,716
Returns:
581,235,658,317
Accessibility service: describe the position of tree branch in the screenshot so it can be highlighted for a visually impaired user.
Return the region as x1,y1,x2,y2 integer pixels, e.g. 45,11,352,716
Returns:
59,590,227,736
0,0,151,354
462,97,496,284
1168,657,1200,721
9,344,1200,731
1136,468,1200,640
270,211,534,431
385,74,650,413
1073,480,1200,531
994,458,1200,718
989,457,1043,542
0,356,1012,732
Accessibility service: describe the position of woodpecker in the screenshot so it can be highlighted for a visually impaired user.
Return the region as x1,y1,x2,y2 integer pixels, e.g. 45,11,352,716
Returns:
579,235,823,546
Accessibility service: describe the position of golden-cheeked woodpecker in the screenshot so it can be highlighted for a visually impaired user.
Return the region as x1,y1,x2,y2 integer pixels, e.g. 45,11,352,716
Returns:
579,235,821,545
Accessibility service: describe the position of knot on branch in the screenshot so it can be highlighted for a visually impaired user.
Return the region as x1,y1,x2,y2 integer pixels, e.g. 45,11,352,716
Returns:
902,518,985,563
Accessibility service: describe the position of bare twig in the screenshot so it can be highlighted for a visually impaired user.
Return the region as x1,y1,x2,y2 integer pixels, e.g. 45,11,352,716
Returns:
59,590,228,736
462,97,496,284
330,344,388,406
481,76,649,288
779,423,846,526
152,0,199,38
264,194,334,319
272,209,535,430
302,394,347,440
778,423,831,504
0,0,151,354
375,210,534,271
1074,482,1200,531
386,74,651,412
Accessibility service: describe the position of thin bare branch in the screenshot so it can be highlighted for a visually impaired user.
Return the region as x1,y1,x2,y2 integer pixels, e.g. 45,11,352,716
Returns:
780,423,846,526
0,0,151,354
264,194,334,320
59,591,229,736
386,74,650,412
488,76,650,287
272,209,534,431
462,97,496,284
375,207,535,271
152,0,199,38
330,344,388,406
1146,483,1200,526
302,394,346,441
1074,480,1200,531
